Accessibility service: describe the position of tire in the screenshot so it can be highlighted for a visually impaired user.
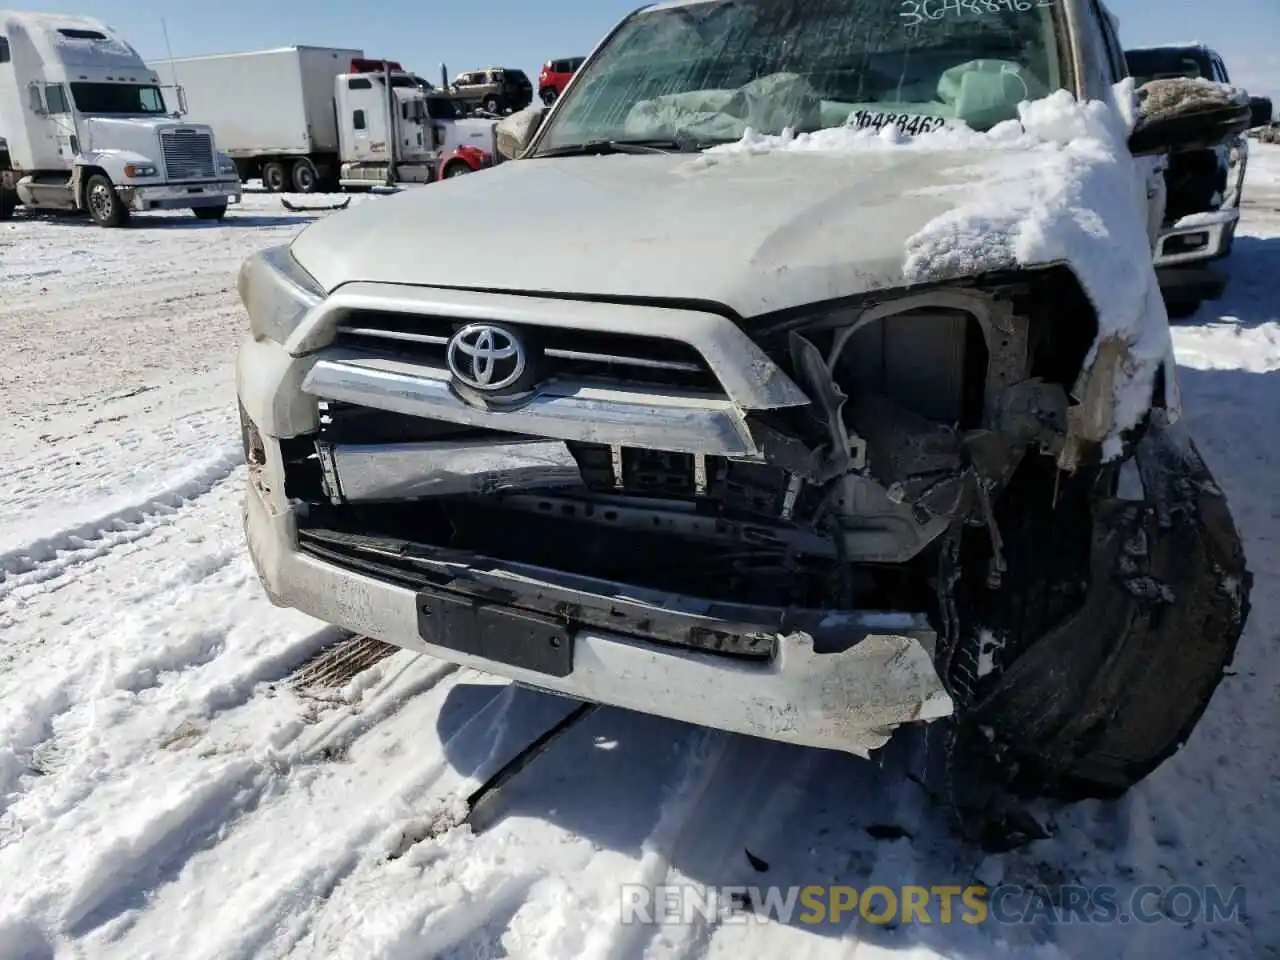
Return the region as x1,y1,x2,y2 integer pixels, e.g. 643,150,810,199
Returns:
191,204,227,221
940,415,1249,825
84,173,129,227
540,88,557,106
483,95,501,114
261,161,288,193
442,161,473,179
291,158,319,194
0,187,16,221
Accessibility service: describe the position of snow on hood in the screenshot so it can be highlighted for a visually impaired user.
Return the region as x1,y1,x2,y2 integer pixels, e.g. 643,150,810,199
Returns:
292,82,1169,451
701,83,1172,451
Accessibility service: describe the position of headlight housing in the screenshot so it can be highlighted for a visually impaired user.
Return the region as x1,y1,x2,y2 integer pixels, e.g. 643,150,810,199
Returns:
217,151,237,175
238,245,325,347
123,163,157,178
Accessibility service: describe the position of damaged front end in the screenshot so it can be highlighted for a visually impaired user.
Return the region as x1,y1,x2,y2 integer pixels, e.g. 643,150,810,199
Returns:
260,261,1248,790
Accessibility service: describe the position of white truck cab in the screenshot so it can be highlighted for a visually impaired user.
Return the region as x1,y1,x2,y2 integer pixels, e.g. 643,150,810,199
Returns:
334,58,499,188
0,10,241,226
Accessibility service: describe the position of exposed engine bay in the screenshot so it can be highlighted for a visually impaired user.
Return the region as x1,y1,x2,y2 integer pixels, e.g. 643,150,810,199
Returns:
284,269,1103,651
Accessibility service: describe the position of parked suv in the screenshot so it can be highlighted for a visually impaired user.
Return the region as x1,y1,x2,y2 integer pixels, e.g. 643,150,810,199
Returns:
1125,44,1272,315
538,57,585,105
448,67,533,114
237,0,1252,847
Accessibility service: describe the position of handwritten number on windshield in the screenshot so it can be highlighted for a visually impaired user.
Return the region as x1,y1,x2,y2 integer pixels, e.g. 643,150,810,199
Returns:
900,0,1054,25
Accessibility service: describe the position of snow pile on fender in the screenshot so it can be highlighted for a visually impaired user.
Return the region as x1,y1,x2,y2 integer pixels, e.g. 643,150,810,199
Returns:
707,84,1170,456
1137,76,1251,121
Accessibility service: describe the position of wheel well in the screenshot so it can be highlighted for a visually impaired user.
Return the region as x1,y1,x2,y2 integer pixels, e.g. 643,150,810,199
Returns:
443,159,472,176
74,166,110,209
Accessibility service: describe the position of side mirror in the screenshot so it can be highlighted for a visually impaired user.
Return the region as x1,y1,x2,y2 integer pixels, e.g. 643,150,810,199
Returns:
1128,78,1253,157
494,104,547,160
1249,95,1273,129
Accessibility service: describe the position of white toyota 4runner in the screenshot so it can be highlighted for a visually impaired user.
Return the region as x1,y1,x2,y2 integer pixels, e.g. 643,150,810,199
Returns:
236,0,1252,845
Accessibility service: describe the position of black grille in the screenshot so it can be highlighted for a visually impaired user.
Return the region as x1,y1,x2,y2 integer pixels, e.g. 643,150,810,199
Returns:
317,400,509,445
567,441,791,518
333,311,722,394
161,129,216,180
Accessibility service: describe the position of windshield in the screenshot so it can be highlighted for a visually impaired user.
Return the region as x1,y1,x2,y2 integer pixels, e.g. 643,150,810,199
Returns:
69,82,168,115
1124,49,1210,87
426,96,466,120
535,0,1064,153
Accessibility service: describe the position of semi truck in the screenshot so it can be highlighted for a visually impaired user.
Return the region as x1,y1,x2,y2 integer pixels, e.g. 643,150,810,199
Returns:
154,47,499,193
0,10,241,226
153,46,364,193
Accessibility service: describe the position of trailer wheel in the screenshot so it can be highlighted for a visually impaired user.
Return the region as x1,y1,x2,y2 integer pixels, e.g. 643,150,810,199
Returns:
291,159,319,193
262,161,288,193
85,173,129,227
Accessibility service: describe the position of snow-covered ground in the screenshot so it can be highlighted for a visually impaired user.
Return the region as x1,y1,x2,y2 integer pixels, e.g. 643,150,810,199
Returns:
1,154,1277,959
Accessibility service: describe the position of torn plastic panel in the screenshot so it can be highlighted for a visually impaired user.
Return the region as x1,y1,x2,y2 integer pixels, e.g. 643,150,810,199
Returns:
963,411,1251,795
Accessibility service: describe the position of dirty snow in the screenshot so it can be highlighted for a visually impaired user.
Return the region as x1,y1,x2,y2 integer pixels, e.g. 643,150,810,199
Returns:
710,85,1170,453
1,149,1278,959
1137,76,1252,119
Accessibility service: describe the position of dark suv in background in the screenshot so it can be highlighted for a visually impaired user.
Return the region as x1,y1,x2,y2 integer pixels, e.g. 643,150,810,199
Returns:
1125,43,1272,315
538,57,586,105
448,67,534,114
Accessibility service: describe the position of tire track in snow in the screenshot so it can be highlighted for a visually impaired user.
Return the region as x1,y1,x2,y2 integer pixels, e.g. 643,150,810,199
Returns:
679,737,966,960
0,543,250,829
655,743,823,960
57,657,469,944
0,623,410,949
0,447,243,599
107,669,541,960
573,729,734,960
276,682,591,960
0,485,335,834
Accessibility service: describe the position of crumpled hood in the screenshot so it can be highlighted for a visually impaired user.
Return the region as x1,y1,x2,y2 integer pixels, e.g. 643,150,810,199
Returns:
289,148,1027,317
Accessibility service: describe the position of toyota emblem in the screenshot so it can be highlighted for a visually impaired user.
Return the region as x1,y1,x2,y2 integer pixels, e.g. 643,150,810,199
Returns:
446,323,527,391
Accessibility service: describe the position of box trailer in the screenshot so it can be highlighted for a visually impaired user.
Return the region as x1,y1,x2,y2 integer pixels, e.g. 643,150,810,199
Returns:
152,45,364,193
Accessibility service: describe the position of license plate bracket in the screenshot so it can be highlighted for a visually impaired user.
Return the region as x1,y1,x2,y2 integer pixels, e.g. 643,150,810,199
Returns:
416,588,573,677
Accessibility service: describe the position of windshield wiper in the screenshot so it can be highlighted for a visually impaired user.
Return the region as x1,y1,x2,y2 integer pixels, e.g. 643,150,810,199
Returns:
536,137,713,158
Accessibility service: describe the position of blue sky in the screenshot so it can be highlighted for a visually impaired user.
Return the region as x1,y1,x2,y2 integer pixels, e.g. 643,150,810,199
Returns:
13,0,1280,99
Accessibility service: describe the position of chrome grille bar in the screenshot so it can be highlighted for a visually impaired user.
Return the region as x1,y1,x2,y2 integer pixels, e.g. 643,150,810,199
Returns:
161,130,216,180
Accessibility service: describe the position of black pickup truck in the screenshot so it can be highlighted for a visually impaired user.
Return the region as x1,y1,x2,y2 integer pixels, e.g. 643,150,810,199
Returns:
1125,44,1273,316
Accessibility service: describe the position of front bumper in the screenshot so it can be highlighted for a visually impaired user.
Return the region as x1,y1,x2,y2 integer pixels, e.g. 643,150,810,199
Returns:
236,329,955,757
243,474,952,755
121,178,243,211
1152,208,1238,268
